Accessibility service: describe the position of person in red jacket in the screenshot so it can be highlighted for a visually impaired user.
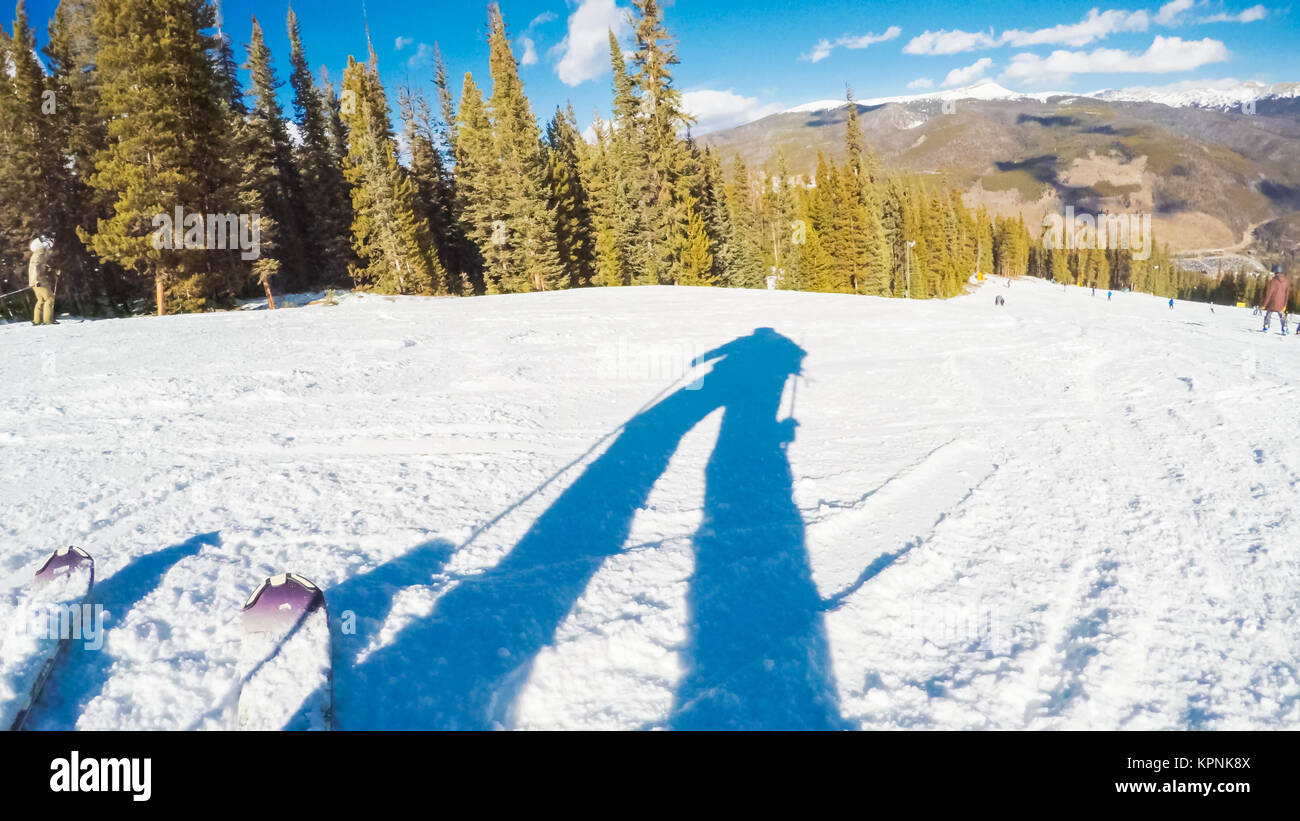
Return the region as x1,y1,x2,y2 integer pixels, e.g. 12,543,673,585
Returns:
1261,265,1289,335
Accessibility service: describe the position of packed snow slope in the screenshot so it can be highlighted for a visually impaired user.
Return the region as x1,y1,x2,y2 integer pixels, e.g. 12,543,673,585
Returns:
1,279,1297,730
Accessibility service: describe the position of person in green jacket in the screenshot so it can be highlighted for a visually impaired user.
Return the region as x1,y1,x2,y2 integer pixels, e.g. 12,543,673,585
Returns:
28,237,57,325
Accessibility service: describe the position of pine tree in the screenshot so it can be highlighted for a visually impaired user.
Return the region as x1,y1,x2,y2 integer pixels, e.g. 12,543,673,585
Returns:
452,71,497,293
1050,248,1071,284
764,152,795,284
697,148,734,286
241,17,308,295
840,87,891,295
722,155,764,288
592,32,643,285
212,7,243,115
787,185,834,293
36,1,114,312
546,105,595,288
85,0,245,314
431,45,475,293
339,42,444,295
399,84,458,293
434,44,458,152
0,2,67,289
0,20,22,303
629,0,693,285
677,193,714,286
580,115,631,287
879,175,909,296
287,5,353,286
482,4,563,292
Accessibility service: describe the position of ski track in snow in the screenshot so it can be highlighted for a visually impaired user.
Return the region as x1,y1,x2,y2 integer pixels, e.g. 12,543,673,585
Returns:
0,281,1296,730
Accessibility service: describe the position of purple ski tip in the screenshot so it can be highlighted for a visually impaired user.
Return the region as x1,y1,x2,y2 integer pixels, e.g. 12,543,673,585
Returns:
33,547,94,590
242,573,324,635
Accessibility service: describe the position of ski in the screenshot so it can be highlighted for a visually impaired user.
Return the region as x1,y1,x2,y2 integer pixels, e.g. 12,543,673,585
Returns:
236,573,333,731
1,547,95,731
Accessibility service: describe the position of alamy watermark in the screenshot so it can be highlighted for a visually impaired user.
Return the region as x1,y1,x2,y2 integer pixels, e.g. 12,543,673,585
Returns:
50,751,151,802
595,337,706,389
9,602,105,651
907,597,1041,655
1042,207,1152,261
151,207,262,261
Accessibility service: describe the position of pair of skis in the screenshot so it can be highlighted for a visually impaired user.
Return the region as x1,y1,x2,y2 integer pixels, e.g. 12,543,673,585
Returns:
1,548,333,731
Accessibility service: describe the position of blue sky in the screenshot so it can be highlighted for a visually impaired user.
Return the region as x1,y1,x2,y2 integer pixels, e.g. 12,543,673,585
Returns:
9,0,1300,133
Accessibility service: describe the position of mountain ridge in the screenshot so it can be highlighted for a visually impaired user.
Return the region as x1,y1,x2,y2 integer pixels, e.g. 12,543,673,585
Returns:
701,79,1300,256
777,78,1300,119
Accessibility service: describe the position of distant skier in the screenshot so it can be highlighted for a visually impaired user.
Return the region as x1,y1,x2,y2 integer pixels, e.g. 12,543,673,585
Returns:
27,237,58,326
1168,298,1175,310
1261,265,1289,335
1107,290,1112,301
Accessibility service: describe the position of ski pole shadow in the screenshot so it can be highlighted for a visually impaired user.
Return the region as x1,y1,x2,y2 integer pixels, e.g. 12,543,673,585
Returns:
313,539,456,730
327,327,846,730
26,531,220,729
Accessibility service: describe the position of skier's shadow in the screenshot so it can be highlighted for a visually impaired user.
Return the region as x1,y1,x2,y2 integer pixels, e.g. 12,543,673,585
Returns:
27,532,220,729
328,328,845,730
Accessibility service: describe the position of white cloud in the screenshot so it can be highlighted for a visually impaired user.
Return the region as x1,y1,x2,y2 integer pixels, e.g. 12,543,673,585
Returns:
840,26,903,49
681,89,784,133
795,26,899,62
519,36,539,67
904,29,999,55
406,43,434,71
529,11,558,28
1239,4,1270,22
803,39,834,63
943,57,994,87
1200,4,1269,23
1154,0,1197,26
1001,35,1231,84
1001,9,1151,48
395,36,414,51
801,26,901,62
905,4,1255,56
907,77,935,89
555,0,632,87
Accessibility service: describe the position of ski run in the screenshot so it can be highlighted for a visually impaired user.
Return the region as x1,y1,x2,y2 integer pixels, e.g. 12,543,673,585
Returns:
1,276,1297,730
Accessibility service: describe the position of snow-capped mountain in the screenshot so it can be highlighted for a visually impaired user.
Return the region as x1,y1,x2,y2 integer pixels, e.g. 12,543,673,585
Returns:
1087,80,1300,110
783,78,1300,117
703,76,1300,255
784,80,1072,114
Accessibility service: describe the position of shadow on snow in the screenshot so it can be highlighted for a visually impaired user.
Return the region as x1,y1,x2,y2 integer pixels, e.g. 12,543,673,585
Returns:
321,327,847,730
30,532,221,729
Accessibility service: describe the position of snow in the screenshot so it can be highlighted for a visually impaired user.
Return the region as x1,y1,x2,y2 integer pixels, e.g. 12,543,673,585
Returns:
782,78,1300,118
783,80,1073,115
1089,80,1300,110
1,280,1298,730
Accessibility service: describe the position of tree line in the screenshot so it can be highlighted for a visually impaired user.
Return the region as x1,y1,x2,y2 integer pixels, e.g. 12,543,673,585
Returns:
0,0,1240,319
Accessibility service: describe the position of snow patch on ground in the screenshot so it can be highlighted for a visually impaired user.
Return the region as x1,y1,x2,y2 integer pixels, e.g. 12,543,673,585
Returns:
1,280,1297,729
